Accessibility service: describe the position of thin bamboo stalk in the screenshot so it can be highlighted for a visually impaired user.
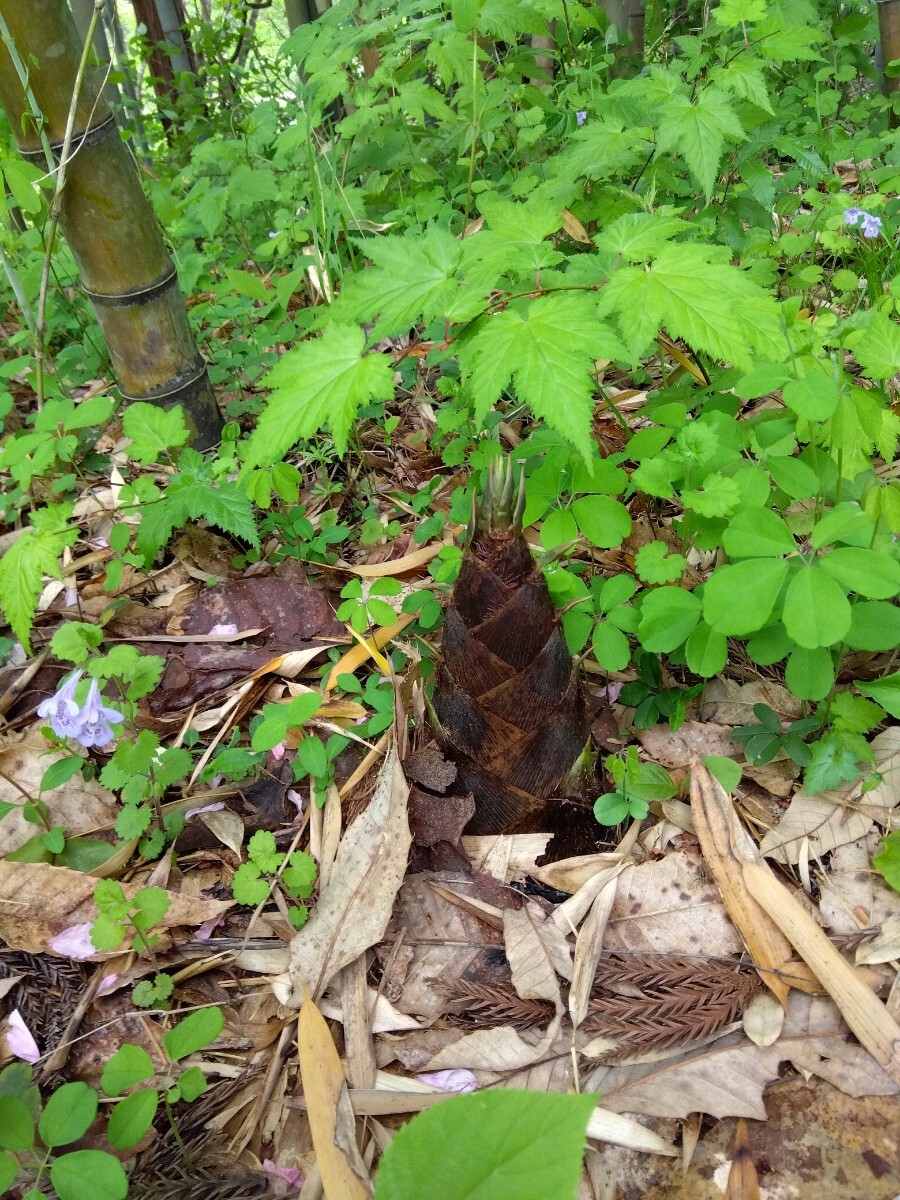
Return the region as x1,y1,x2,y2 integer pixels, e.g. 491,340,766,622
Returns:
0,0,221,447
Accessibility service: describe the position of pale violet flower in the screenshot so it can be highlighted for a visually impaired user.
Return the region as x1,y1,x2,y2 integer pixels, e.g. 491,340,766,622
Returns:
7,1010,40,1063
576,110,588,126
37,670,86,740
184,801,226,820
76,678,124,748
97,973,120,996
845,206,883,238
207,623,238,637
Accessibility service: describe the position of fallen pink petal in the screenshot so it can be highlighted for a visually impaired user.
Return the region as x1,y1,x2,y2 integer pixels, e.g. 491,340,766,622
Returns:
7,1010,40,1063
195,913,227,940
261,1160,303,1187
185,801,226,820
416,1069,477,1093
48,922,96,960
96,973,120,996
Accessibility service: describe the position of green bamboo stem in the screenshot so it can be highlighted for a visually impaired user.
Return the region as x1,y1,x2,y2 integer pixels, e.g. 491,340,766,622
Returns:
0,0,222,447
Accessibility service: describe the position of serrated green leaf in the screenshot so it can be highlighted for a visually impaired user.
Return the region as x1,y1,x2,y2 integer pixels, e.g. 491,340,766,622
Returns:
459,294,624,459
635,540,686,584
593,212,687,261
599,243,780,368
136,475,258,565
0,509,76,654
122,403,190,465
845,311,900,381
854,672,900,719
656,86,744,199
333,228,465,339
241,325,395,470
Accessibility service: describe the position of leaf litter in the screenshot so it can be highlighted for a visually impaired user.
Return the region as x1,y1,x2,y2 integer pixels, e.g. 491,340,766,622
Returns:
1,388,899,1200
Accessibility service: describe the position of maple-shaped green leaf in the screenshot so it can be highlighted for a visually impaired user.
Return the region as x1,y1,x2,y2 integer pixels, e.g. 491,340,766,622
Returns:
330,229,469,339
715,0,767,28
458,293,626,459
599,243,780,367
0,504,77,653
122,403,190,465
556,117,650,184
712,58,775,114
844,312,900,381
461,195,565,287
593,211,688,262
241,325,395,472
656,86,744,199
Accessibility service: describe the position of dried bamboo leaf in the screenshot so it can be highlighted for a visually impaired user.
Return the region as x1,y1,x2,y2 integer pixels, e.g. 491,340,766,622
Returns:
504,898,571,1004
570,869,621,1029
283,742,410,1004
690,761,794,1006
296,996,372,1199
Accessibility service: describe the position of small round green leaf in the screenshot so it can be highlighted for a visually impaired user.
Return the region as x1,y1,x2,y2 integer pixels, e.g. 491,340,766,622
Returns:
703,558,789,636
782,565,851,649
597,573,636,611
785,647,835,701
107,1089,158,1150
846,601,900,651
767,455,820,500
722,509,795,558
175,1066,207,1103
571,495,632,549
0,1150,19,1192
539,508,578,550
38,1082,98,1148
782,375,840,421
375,1089,596,1200
0,1096,34,1151
50,1150,127,1200
703,756,742,791
746,623,791,665
685,622,727,677
637,587,701,653
163,1007,224,1062
818,548,900,600
101,1044,155,1097
591,622,631,672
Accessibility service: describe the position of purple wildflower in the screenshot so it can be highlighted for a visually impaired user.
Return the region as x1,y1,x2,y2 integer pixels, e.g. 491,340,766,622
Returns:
37,669,85,740
844,206,883,239
75,678,123,748
576,110,588,126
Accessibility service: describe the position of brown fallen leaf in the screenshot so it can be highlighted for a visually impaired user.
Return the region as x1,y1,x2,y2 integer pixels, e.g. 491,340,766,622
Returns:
0,860,232,954
691,761,795,1006
0,734,117,856
504,898,572,1003
584,992,897,1120
282,742,410,1004
296,995,372,1199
